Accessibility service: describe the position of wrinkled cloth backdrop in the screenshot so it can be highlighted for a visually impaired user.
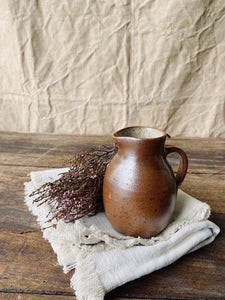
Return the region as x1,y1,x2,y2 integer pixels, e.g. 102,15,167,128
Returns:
0,0,225,137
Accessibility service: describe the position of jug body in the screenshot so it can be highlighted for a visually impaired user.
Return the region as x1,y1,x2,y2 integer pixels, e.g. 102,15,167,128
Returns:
103,127,188,238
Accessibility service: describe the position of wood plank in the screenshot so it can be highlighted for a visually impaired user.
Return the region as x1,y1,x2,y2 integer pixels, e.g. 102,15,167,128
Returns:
0,229,74,294
0,293,159,300
0,164,74,294
0,132,225,172
181,173,225,213
0,131,113,168
0,293,75,299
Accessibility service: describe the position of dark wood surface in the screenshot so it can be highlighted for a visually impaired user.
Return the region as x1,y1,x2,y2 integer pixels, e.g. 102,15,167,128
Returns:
0,131,224,299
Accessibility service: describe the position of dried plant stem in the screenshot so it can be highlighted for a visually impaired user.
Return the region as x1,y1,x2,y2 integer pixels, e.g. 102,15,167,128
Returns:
30,144,117,224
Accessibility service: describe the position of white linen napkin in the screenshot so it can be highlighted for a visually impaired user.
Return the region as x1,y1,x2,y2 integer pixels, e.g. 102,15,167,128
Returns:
24,168,220,299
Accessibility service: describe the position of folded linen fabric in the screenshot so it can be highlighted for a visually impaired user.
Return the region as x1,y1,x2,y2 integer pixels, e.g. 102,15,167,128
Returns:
24,168,220,299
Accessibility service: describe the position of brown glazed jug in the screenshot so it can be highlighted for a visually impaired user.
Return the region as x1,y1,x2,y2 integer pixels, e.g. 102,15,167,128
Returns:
103,126,188,238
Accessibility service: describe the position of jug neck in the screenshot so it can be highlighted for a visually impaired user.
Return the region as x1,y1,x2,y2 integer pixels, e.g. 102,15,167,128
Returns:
114,135,166,158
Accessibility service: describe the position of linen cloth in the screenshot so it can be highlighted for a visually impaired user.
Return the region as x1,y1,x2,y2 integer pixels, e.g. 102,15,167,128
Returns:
24,168,220,299
1,0,225,137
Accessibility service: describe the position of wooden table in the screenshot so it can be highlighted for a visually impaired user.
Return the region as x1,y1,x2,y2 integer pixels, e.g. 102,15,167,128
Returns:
0,131,224,300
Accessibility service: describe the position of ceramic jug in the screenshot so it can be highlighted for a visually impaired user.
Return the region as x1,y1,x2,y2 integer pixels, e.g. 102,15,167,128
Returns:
103,126,188,238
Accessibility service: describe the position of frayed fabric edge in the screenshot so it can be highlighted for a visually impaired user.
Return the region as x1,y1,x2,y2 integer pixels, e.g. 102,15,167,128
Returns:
71,248,105,300
70,202,212,251
25,180,105,299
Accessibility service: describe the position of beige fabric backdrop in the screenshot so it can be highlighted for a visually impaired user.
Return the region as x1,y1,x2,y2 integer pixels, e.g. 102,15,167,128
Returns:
0,0,225,137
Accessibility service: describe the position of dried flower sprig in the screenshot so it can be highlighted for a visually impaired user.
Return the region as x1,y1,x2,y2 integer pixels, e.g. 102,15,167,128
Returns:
30,144,117,224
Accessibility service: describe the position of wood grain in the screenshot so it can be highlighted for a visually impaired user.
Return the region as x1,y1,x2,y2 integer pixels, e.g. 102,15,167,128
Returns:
0,131,224,299
0,293,75,300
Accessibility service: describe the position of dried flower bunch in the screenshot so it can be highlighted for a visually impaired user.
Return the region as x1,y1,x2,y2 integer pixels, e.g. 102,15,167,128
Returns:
30,144,117,224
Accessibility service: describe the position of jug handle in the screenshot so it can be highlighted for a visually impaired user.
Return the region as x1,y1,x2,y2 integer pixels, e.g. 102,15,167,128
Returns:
165,146,188,189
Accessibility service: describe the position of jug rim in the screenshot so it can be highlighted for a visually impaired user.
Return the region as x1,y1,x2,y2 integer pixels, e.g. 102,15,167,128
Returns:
113,126,167,141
